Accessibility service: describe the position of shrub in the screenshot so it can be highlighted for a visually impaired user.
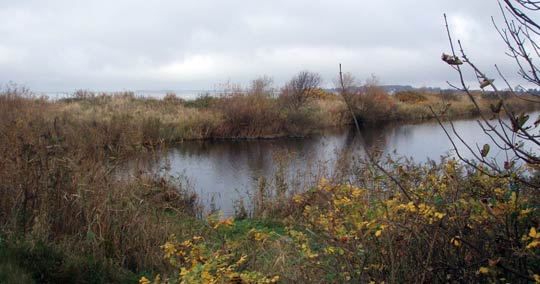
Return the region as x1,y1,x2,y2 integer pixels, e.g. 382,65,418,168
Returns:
213,88,281,138
147,158,540,283
184,93,215,108
349,83,397,122
163,92,185,105
439,90,460,102
394,90,427,103
279,71,322,110
212,76,323,138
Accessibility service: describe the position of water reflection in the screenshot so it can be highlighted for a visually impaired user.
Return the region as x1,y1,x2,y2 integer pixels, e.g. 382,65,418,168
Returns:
136,112,539,215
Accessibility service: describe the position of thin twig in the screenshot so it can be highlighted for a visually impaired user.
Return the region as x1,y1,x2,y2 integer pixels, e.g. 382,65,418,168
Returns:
338,63,414,202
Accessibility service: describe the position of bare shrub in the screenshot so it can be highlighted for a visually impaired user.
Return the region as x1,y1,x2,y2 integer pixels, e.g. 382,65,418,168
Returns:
163,92,185,105
213,78,282,138
212,75,324,138
249,76,275,97
395,90,427,103
184,93,215,108
439,90,460,102
344,75,397,122
279,71,322,109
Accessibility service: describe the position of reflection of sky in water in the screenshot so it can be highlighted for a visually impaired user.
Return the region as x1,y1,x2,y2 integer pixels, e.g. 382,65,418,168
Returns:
383,115,539,163
149,112,540,215
164,138,337,215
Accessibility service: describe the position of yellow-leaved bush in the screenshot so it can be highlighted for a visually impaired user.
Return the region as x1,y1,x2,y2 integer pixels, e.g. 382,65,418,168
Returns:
142,214,280,284
146,159,540,283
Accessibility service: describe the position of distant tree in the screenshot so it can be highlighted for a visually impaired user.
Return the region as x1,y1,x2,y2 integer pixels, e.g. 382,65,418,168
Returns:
249,76,274,97
280,71,322,109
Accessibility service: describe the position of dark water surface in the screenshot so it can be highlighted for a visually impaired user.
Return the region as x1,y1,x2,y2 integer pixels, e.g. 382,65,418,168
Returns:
134,113,540,215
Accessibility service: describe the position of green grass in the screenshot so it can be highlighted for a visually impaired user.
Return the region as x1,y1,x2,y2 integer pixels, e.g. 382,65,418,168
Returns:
0,237,135,284
221,219,288,240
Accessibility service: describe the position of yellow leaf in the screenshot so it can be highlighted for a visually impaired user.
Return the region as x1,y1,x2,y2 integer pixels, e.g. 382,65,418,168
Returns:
488,258,501,267
237,255,248,264
530,227,540,238
479,267,489,274
534,274,540,283
214,217,234,229
351,188,363,197
254,232,267,241
308,252,319,259
527,240,540,249
139,276,151,284
450,237,460,247
375,230,382,237
434,212,446,219
510,192,517,204
201,270,213,280
223,217,234,226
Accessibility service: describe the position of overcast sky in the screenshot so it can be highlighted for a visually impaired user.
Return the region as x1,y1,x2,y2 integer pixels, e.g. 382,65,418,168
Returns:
0,0,533,92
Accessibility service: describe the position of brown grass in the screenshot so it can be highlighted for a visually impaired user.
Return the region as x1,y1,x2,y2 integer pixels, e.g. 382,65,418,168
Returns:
3,78,540,282
0,89,200,276
343,88,540,124
2,84,537,228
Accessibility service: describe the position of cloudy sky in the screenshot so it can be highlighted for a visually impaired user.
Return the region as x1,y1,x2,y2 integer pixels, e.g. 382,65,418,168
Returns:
0,0,531,92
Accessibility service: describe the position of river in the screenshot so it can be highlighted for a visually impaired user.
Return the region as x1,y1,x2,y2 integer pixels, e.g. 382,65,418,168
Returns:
130,112,540,216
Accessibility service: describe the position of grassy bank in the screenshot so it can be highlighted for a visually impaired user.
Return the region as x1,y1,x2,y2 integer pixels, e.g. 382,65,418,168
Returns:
2,82,540,283
0,89,203,283
28,85,540,145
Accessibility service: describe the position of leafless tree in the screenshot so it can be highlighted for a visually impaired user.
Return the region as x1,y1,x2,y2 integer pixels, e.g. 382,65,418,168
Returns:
249,76,274,97
280,70,322,109
438,0,540,189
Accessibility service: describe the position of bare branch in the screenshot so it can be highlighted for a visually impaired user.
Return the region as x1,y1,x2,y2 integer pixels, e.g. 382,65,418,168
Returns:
338,63,415,202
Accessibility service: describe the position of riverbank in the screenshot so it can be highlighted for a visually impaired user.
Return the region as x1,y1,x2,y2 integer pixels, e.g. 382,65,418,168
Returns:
2,86,540,283
143,158,540,283
21,84,540,145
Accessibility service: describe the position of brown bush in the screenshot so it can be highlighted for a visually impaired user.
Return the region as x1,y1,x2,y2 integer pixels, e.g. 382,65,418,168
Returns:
395,90,427,103
213,92,282,138
279,71,322,110
163,92,186,105
349,84,397,122
212,76,323,138
439,90,460,102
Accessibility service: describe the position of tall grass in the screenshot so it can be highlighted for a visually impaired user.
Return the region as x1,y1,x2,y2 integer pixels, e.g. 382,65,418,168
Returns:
346,87,540,123
0,89,201,282
12,80,539,143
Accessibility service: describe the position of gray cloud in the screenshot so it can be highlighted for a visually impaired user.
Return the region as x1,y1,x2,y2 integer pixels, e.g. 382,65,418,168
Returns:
0,0,530,92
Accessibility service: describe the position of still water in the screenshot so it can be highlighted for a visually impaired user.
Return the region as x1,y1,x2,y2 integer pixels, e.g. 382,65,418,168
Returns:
135,113,539,215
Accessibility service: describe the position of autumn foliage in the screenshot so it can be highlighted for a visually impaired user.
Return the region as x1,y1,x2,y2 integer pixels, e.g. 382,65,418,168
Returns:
141,158,540,283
